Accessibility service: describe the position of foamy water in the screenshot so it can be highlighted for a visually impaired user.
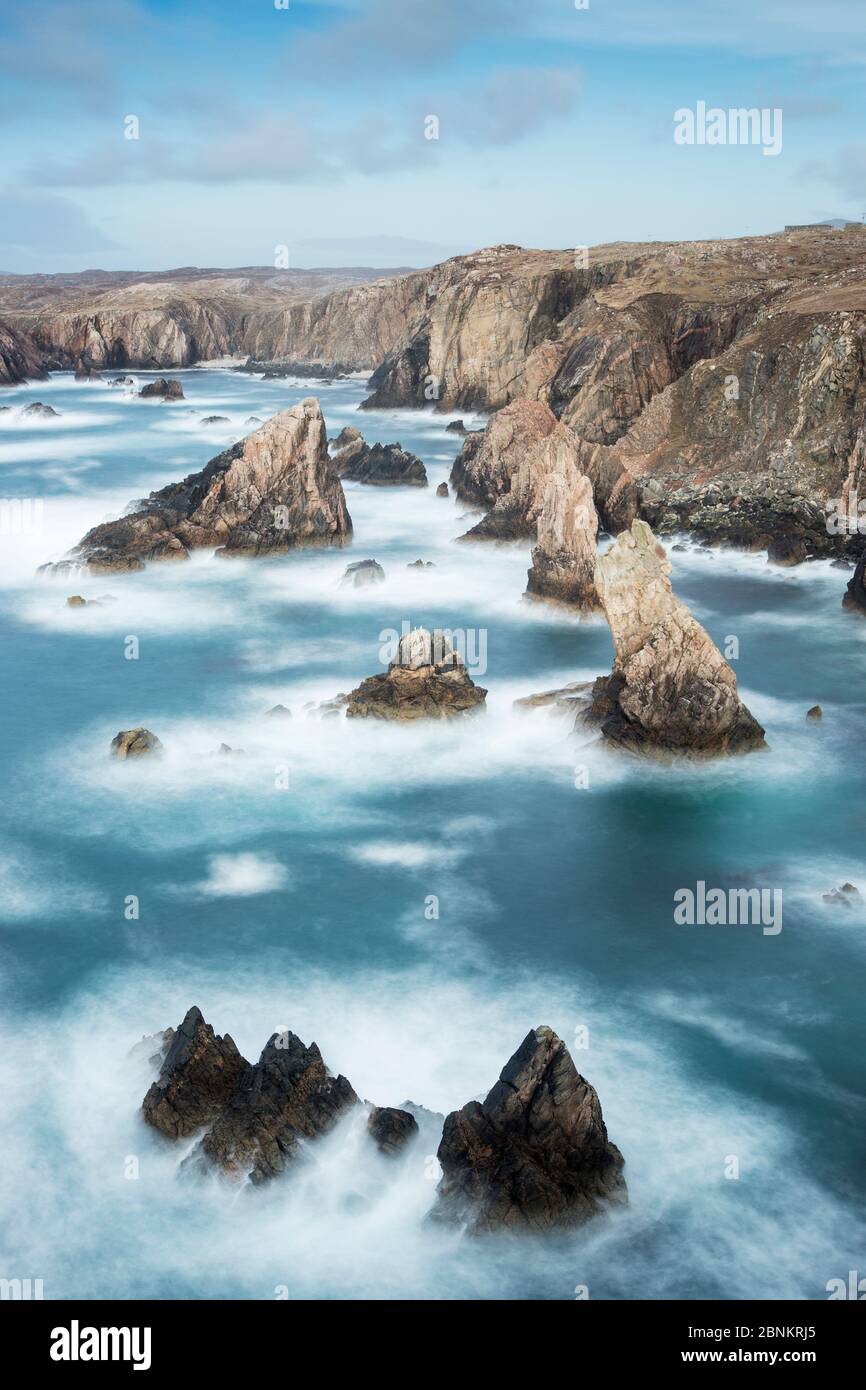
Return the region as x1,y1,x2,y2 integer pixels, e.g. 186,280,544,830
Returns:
1,370,864,1300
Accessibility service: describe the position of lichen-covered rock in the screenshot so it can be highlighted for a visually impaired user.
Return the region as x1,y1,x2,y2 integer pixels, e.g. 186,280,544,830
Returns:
433,1026,626,1234
41,399,352,573
367,1106,419,1156
110,727,163,758
526,462,599,609
142,1006,249,1139
582,520,766,756
193,1030,359,1184
345,627,486,721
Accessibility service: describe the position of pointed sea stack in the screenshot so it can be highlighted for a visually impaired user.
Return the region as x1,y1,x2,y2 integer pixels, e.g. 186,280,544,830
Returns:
142,1006,249,1139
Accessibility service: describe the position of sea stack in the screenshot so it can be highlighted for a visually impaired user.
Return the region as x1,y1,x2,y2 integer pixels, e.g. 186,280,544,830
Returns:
433,1026,626,1234
345,627,487,721
526,463,599,609
40,399,352,573
581,520,766,756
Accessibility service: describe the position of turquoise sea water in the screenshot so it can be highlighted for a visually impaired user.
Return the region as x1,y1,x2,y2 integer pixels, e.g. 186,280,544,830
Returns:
1,369,864,1300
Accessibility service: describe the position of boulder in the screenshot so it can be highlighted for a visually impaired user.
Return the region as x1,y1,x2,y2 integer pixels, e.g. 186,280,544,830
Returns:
445,419,467,435
41,399,352,572
192,1030,359,1184
341,558,385,587
142,1006,249,1139
23,402,59,417
436,482,449,498
367,1105,419,1156
407,558,434,568
580,520,766,756
433,1026,626,1234
110,727,163,759
332,427,427,486
265,703,292,719
806,704,822,721
526,463,599,609
201,415,230,425
138,377,185,400
110,375,135,386
244,416,263,427
345,627,486,721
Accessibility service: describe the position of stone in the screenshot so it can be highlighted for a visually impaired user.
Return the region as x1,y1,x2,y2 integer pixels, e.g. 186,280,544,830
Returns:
244,416,263,427
436,482,449,497
341,558,385,587
367,1106,419,1156
138,377,185,400
445,419,467,435
23,402,59,417
407,558,434,568
582,520,767,756
265,704,292,719
806,705,822,720
768,533,808,566
451,398,557,514
201,415,230,425
432,1025,626,1234
41,399,352,572
110,727,163,759
345,627,486,721
332,428,427,486
142,1006,249,1139
843,552,866,614
526,462,599,609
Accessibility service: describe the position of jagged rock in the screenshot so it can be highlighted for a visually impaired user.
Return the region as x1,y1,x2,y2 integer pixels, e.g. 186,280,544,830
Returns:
806,704,823,720
215,742,245,756
142,1006,249,1139
110,727,163,758
513,681,590,713
445,419,467,435
451,399,557,512
74,359,102,380
23,402,59,417
407,558,434,567
40,399,352,572
0,322,46,385
332,427,427,486
823,884,859,907
244,416,263,427
265,703,292,719
110,375,135,386
341,558,385,587
201,414,230,425
192,1030,359,1184
457,411,588,545
345,628,486,721
138,377,184,400
367,1106,419,1156
433,1025,626,1234
436,482,449,497
843,552,866,614
582,520,767,756
526,463,599,609
768,533,808,566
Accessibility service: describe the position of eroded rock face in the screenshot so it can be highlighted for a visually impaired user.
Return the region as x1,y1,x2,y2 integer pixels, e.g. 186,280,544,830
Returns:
450,399,557,512
526,462,599,609
843,552,866,614
143,1007,249,1139
193,1031,358,1184
367,1106,419,1156
110,728,163,758
345,627,486,721
41,399,352,573
331,427,427,486
139,377,184,400
433,1026,626,1234
584,520,766,755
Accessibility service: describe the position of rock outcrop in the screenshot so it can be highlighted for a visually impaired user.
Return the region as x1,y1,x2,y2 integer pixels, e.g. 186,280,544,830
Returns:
331,426,427,486
345,628,487,721
0,322,47,385
110,728,163,758
582,520,766,756
433,1026,626,1234
526,463,600,609
138,377,184,400
843,552,866,614
367,1106,419,1156
341,558,385,587
143,1006,248,1139
193,1030,358,1184
436,482,449,498
23,401,59,418
41,399,352,573
450,399,557,513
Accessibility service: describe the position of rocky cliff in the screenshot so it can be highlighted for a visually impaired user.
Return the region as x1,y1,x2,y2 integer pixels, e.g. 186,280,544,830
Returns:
40,398,351,572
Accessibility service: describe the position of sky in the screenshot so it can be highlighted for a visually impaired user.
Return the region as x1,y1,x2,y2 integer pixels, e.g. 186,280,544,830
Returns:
1,0,865,273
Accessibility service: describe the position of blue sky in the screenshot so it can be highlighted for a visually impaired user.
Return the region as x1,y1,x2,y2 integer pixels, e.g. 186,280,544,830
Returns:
1,0,865,272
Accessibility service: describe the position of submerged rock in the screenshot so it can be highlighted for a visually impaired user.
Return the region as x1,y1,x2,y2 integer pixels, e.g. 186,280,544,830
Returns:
580,520,767,756
244,416,263,427
367,1105,419,1156
110,727,163,759
433,1025,626,1234
265,703,292,719
23,402,59,418
110,375,135,386
138,377,184,400
41,398,352,572
407,558,434,568
201,414,230,425
142,1006,248,1139
345,627,486,721
513,680,590,713
193,1030,359,1184
526,463,599,609
331,427,427,486
341,558,385,587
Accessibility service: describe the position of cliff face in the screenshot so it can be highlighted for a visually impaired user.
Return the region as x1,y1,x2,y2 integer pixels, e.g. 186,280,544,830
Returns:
0,322,47,384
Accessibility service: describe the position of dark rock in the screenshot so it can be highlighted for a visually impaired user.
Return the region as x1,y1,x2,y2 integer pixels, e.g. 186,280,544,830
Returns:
138,377,185,400
341,558,385,587
201,415,230,425
768,533,808,566
445,419,467,435
433,1025,626,1234
110,727,163,759
345,627,486,722
23,402,60,417
142,1006,249,1139
74,360,102,380
193,1030,359,1183
332,428,427,487
367,1105,419,1156
407,558,435,568
110,375,135,386
436,482,449,498
237,359,353,381
843,552,866,614
806,705,822,720
244,416,263,427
